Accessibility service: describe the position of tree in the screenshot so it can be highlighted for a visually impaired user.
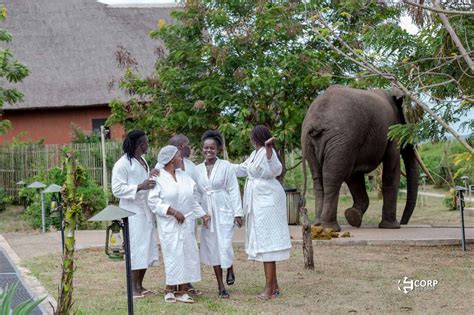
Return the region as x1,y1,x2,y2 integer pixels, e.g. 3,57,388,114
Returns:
57,150,82,314
108,0,402,179
0,6,29,134
309,0,473,154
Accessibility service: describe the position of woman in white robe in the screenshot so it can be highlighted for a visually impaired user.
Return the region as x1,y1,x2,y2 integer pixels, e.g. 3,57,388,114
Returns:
195,130,243,298
147,145,210,303
111,130,159,298
234,125,292,301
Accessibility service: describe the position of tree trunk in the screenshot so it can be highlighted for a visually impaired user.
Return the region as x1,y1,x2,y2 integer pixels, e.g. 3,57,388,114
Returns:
56,151,79,315
300,206,314,270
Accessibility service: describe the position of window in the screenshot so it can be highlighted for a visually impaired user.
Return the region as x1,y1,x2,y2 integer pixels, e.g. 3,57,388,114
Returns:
92,118,111,139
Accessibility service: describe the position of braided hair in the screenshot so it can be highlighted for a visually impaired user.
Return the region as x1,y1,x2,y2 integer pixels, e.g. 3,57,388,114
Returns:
251,125,272,147
122,130,146,163
201,130,223,150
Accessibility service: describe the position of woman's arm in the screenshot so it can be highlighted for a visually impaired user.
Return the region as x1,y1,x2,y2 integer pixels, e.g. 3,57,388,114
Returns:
226,165,243,217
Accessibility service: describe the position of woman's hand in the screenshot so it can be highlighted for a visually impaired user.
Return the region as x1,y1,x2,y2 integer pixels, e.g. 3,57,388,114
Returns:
234,216,243,228
264,137,276,147
150,168,161,177
202,215,210,228
174,210,185,224
264,137,276,159
137,178,156,191
167,207,185,224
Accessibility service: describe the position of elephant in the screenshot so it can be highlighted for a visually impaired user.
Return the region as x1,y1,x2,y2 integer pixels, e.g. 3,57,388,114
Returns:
301,85,419,232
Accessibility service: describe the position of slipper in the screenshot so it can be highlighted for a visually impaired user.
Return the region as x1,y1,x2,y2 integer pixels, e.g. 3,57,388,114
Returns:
218,290,230,299
164,292,176,303
142,289,157,296
226,270,235,285
176,293,194,304
256,294,272,302
187,287,203,296
133,294,145,299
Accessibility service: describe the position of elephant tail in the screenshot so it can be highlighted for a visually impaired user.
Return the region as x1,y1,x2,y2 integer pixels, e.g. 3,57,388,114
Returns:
400,144,419,224
301,155,308,208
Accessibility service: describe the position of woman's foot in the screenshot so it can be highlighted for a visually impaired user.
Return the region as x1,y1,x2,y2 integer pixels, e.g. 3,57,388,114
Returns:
256,293,272,301
186,287,202,296
218,289,230,298
226,268,235,285
139,288,156,297
272,289,281,298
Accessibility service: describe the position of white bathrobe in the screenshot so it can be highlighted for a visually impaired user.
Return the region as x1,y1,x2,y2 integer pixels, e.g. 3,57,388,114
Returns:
195,159,243,268
111,154,159,270
147,169,206,285
155,158,197,182
234,148,291,261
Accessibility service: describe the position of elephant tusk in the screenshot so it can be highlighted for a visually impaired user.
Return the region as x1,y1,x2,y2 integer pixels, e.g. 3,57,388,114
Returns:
414,146,435,183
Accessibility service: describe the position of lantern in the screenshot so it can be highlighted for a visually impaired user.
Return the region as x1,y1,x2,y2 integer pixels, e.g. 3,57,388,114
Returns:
50,195,59,218
106,220,125,261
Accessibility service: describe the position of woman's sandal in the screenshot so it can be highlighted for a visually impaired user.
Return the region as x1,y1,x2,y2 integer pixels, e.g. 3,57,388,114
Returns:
141,289,157,297
256,293,272,302
187,287,203,296
226,270,235,285
218,289,230,299
175,293,194,303
164,292,176,303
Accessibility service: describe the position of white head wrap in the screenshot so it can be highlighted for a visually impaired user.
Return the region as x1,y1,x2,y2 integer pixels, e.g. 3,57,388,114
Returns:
157,145,178,166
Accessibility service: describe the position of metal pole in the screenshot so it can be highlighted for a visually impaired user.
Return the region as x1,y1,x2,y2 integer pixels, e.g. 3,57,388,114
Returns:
59,193,65,255
122,217,134,315
457,190,466,251
41,191,45,233
100,126,108,199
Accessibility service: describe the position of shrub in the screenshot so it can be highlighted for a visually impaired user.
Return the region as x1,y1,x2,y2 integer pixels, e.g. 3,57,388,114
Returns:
19,163,107,230
0,187,12,212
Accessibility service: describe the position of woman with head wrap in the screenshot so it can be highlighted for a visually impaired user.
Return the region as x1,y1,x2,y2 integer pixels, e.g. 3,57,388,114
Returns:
233,125,291,301
147,145,210,303
111,130,159,298
194,130,243,298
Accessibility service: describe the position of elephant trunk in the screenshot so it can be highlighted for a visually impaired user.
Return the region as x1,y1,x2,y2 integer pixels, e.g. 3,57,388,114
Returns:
400,144,419,224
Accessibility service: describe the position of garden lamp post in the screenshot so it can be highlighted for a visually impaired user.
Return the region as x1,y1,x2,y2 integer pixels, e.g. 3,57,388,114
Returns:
16,180,27,211
44,184,64,254
420,173,427,207
89,205,135,315
454,186,467,251
460,175,469,195
27,181,46,233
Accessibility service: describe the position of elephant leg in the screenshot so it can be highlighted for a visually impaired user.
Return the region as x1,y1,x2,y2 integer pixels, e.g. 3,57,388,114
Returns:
379,142,401,229
305,142,324,225
312,162,324,226
344,173,369,228
320,160,345,232
320,181,342,232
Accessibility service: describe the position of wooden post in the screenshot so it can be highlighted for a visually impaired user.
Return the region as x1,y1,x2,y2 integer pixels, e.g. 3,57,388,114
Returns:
300,206,314,270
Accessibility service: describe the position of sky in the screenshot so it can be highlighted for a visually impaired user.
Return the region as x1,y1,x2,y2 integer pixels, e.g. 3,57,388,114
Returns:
98,0,179,6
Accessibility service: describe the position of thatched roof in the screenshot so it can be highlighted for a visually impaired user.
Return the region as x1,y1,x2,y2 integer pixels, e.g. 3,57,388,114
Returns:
2,0,175,110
